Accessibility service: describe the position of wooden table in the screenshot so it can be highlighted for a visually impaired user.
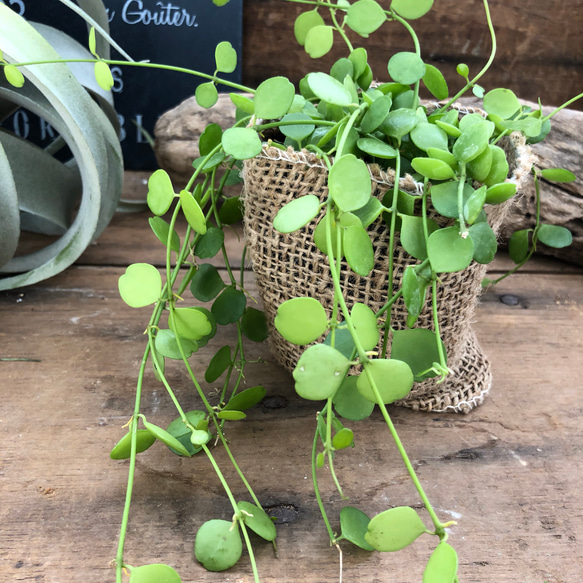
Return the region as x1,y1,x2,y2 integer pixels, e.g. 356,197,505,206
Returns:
1,173,582,583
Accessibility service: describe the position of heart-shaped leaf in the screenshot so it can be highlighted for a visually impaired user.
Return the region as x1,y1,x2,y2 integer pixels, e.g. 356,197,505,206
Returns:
329,154,372,212
388,52,426,85
294,9,326,45
194,519,242,572
119,263,162,308
293,344,350,400
357,359,414,404
391,328,445,381
129,563,181,583
212,286,247,325
191,263,226,302
346,0,387,36
333,376,375,420
427,227,474,273
423,542,458,583
391,0,434,20
305,25,335,58
254,76,295,120
365,506,427,551
273,195,320,233
222,128,262,160
275,297,328,345
147,169,175,215
215,40,237,73
195,82,219,109
170,307,213,340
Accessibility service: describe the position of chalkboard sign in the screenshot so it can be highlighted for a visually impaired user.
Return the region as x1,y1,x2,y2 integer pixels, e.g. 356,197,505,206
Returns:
1,0,243,169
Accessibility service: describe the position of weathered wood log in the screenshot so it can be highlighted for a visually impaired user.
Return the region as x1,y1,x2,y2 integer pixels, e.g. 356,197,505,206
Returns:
153,94,583,265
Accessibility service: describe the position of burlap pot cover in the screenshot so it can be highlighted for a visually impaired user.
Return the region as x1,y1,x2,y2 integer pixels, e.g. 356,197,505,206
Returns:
242,134,534,414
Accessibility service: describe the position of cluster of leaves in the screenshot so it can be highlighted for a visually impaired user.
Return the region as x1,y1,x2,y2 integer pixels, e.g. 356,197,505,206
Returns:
5,0,579,581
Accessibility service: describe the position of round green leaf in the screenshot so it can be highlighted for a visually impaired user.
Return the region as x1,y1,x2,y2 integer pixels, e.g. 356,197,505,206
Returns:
423,64,448,100
273,195,320,233
149,217,180,253
452,122,492,163
171,307,213,341
485,182,517,204
195,82,219,109
410,123,448,152
293,344,350,400
180,190,207,234
411,157,455,181
423,542,458,583
218,196,243,224
129,563,181,583
357,137,398,159
294,9,325,45
329,154,372,212
241,307,269,342
4,64,25,88
351,303,379,351
275,297,328,345
224,385,266,411
483,88,521,120
346,0,387,36
388,52,426,85
391,328,444,381
430,181,473,219
194,227,225,259
330,58,355,83
222,127,262,160
306,72,353,107
539,168,577,183
212,286,247,325
194,519,242,572
147,169,175,215
383,108,419,140
215,40,237,73
305,25,334,59
167,410,207,456
399,215,438,261
94,60,114,91
344,225,375,276
280,113,316,142
427,227,474,273
349,47,369,79
110,429,157,460
509,229,530,264
333,376,375,420
435,120,461,138
191,264,226,302
119,263,162,308
537,224,573,248
155,328,198,360
142,419,191,457
357,359,414,404
466,146,493,182
468,221,497,264
391,0,434,19
254,76,295,120
238,501,277,541
339,506,375,551
205,345,232,383
332,427,354,450
365,506,427,551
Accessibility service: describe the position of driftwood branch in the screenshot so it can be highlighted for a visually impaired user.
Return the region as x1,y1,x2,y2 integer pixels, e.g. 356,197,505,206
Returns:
153,95,583,265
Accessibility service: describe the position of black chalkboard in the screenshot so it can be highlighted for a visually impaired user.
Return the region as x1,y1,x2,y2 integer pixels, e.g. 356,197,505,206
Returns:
2,0,243,170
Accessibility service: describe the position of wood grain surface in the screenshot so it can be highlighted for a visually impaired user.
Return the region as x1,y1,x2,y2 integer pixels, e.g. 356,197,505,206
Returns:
1,175,582,583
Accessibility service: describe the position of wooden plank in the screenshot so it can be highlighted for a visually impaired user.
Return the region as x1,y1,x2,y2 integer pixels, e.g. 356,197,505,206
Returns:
1,262,582,582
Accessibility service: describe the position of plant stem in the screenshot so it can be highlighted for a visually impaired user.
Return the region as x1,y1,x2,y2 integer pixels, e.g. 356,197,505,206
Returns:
312,419,337,543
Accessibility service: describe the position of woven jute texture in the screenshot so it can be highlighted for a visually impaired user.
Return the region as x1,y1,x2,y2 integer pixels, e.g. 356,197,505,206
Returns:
242,134,534,414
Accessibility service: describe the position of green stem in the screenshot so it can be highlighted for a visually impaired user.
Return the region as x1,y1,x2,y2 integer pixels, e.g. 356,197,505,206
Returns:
381,151,402,358
542,91,583,121
13,58,255,94
457,163,468,236
312,418,337,543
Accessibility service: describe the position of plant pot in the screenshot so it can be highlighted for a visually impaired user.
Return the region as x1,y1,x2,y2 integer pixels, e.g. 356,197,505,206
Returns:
242,131,533,414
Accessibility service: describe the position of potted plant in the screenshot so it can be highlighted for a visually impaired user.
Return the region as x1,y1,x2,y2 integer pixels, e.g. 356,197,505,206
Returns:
2,0,580,581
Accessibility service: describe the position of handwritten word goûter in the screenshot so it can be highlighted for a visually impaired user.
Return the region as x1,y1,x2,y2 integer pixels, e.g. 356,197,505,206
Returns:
109,0,198,27
2,0,199,28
